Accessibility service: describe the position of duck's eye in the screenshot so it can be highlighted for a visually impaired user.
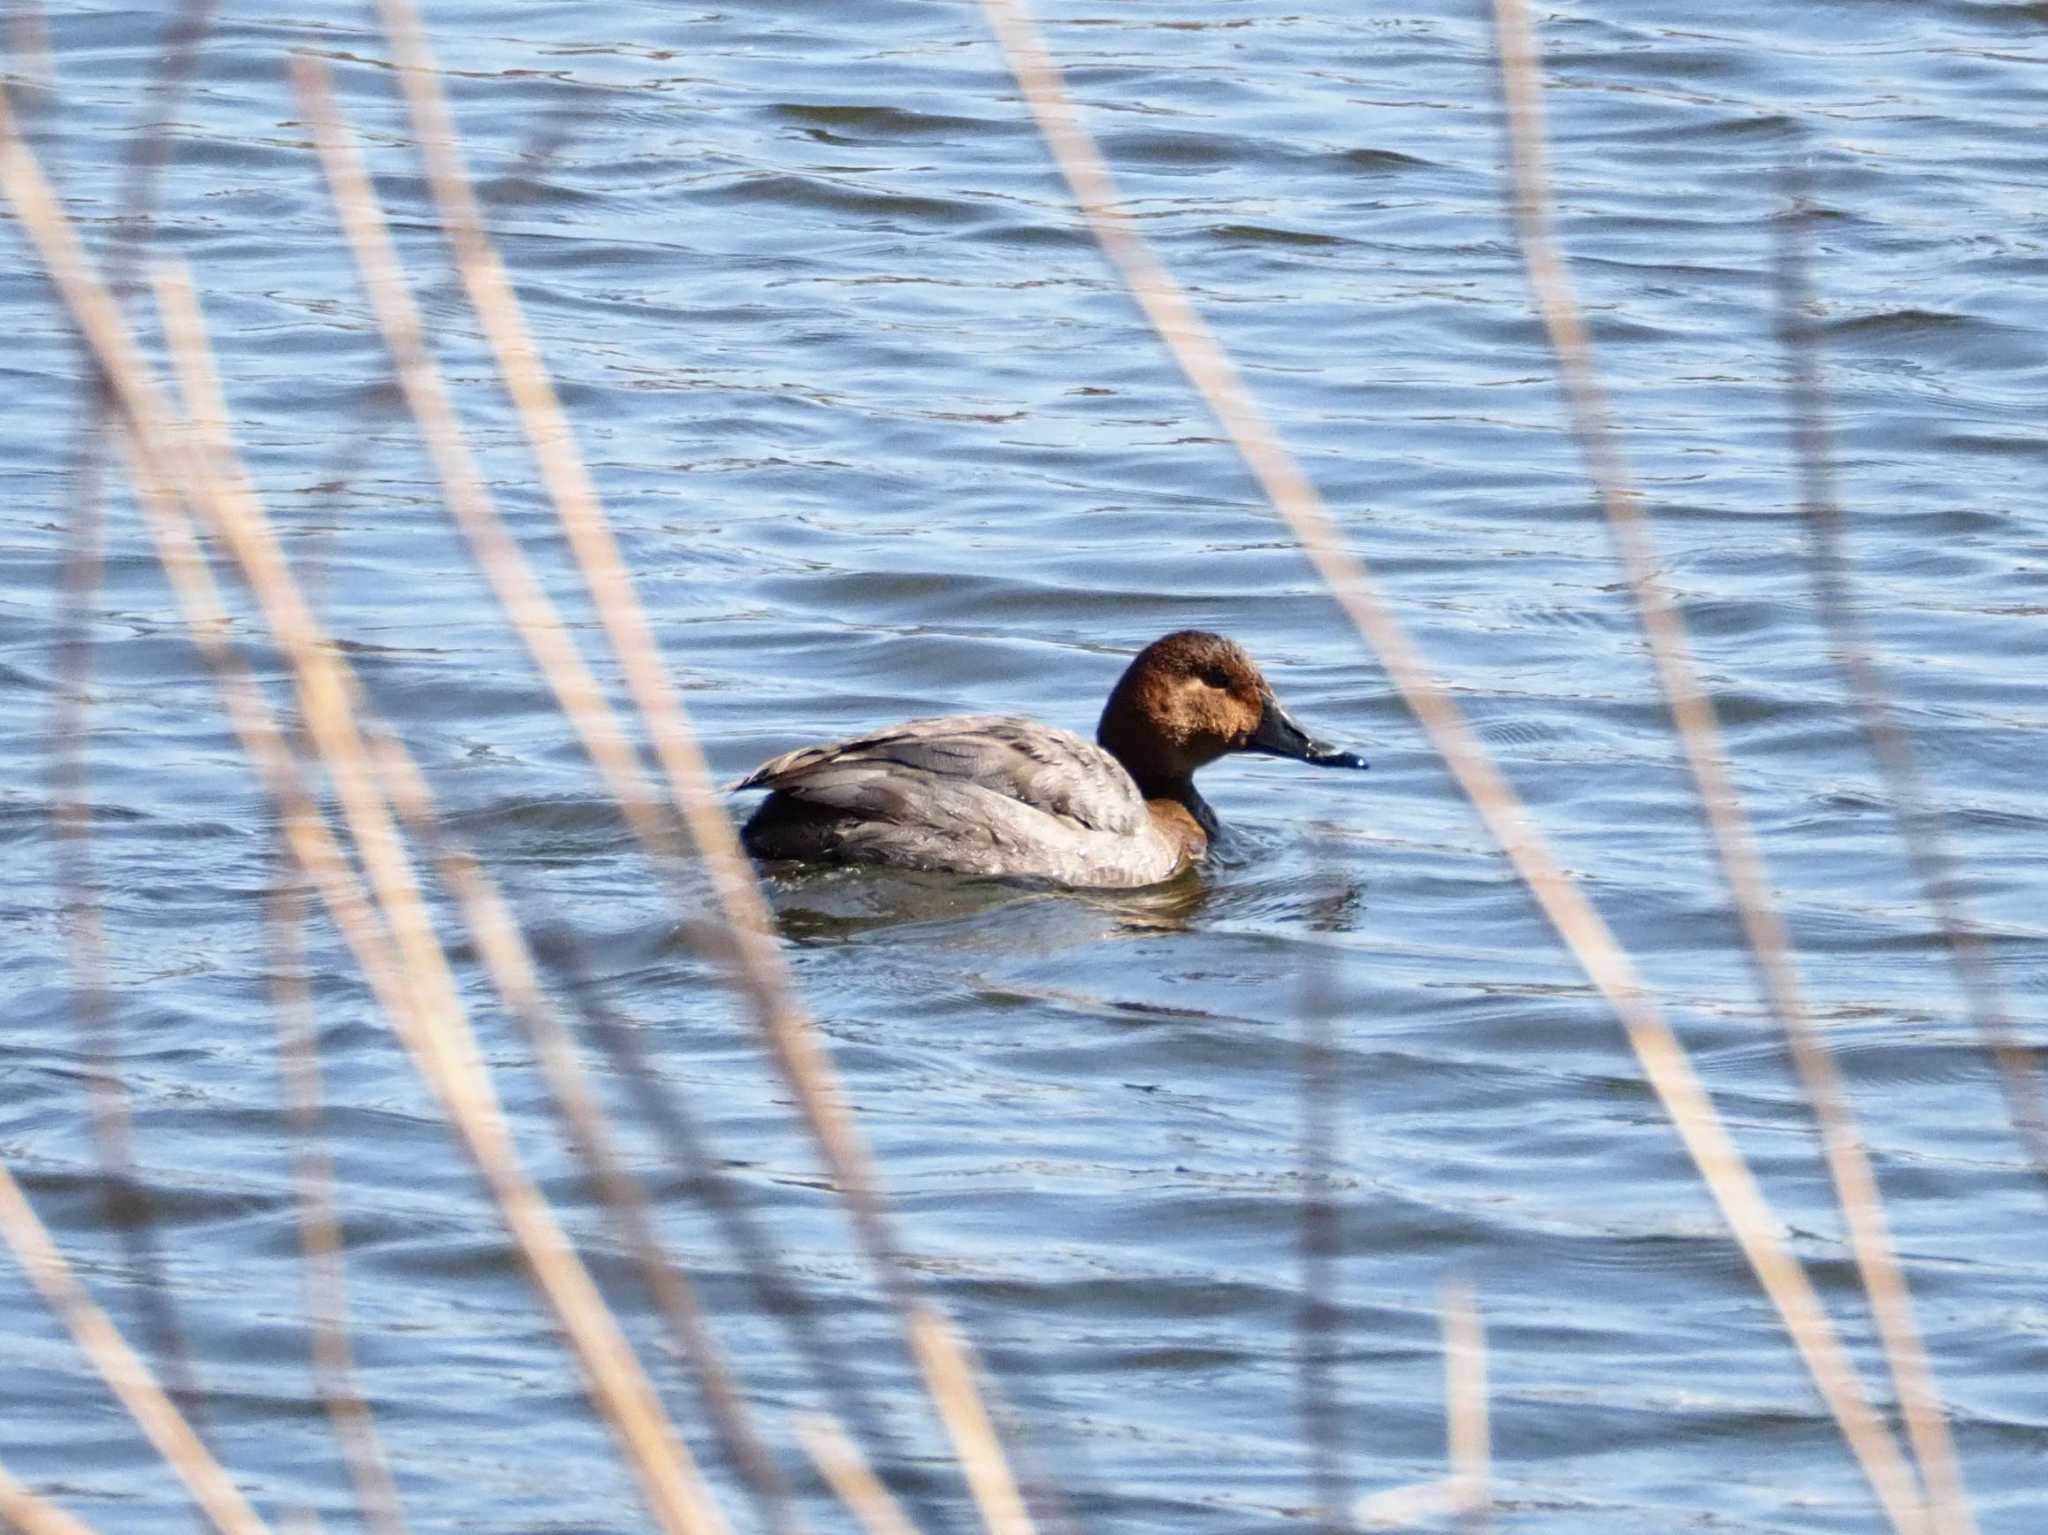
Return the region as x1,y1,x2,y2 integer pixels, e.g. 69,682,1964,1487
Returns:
1199,669,1233,691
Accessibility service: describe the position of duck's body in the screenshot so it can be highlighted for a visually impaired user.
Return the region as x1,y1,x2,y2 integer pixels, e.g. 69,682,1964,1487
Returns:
736,631,1366,889
735,714,1198,886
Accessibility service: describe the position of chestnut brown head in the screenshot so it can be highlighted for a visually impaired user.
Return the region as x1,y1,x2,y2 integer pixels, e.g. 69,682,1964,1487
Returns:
1095,630,1367,796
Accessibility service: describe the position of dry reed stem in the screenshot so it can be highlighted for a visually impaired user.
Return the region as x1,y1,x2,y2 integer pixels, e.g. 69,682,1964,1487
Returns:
0,1460,102,1535
1442,1283,1489,1535
547,947,908,1472
109,426,482,1535
3,3,52,102
975,3,1930,1531
0,92,264,1535
369,10,1037,1523
370,0,872,1270
1772,186,2048,1196
291,52,829,1530
43,0,224,1424
156,122,757,1511
146,262,734,1535
1490,3,1970,1529
290,54,681,871
1297,937,1345,1534
793,1417,925,1535
0,1163,268,1535
140,201,408,1535
904,1309,1035,1535
113,426,460,1528
0,102,728,1532
112,410,527,1535
141,281,412,1535
48,601,203,1422
268,871,411,1535
365,736,802,1535
1347,1288,1488,1532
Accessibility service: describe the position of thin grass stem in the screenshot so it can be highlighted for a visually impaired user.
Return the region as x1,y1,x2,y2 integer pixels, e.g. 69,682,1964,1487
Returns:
904,1309,1035,1535
793,1417,925,1535
137,205,408,1535
364,734,802,1535
44,0,223,1422
1442,1283,1489,1535
0,1460,103,1535
1297,933,1345,1534
972,5,1933,1532
1773,171,2032,1529
0,105,731,1532
366,10,1037,1522
1774,178,2048,1185
1490,3,1969,1528
0,1164,268,1535
149,259,735,1535
267,874,412,1535
541,937,910,1476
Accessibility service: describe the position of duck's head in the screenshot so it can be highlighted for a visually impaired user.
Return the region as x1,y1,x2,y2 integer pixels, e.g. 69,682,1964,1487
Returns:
1095,630,1368,796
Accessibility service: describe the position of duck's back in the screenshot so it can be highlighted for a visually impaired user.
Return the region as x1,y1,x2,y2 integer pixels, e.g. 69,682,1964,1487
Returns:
735,714,1185,886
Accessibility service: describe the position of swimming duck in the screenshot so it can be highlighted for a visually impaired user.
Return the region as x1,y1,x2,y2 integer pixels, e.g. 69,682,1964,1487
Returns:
734,630,1366,887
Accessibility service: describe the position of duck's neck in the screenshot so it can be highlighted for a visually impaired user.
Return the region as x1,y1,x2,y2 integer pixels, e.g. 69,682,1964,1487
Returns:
1127,770,1217,849
1099,728,1219,848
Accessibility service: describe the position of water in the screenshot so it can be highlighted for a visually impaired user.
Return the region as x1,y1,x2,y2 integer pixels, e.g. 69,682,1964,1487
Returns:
1,1,2043,1529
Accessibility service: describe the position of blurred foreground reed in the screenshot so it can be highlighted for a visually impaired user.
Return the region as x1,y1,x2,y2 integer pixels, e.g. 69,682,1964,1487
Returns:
3,2,2036,1532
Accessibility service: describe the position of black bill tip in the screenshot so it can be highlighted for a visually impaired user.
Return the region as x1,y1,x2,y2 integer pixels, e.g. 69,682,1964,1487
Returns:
1245,698,1369,771
1304,744,1369,770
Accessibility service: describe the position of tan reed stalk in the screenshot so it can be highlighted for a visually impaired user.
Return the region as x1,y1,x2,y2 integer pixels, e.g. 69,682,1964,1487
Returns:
0,1163,269,1535
360,13,1041,1525
972,4,1931,1531
1489,4,1970,1529
44,0,221,1418
292,51,894,1531
362,736,803,1535
1442,1283,1489,1535
290,56,681,870
49,635,202,1415
174,246,397,1529
365,0,865,1265
115,421,464,1522
267,873,411,1535
146,261,735,1535
1348,1288,1489,1532
2,2,53,146
547,947,908,1471
793,1417,925,1535
0,101,251,1535
1772,189,2048,1195
1297,933,1345,1534
0,1460,103,1535
3,3,51,86
109,415,514,1535
0,104,730,1531
101,303,459,1535
904,1309,1035,1535
154,146,783,1517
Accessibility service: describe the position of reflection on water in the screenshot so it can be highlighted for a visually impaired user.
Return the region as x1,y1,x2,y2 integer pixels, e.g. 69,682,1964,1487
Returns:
766,863,1215,943
0,1,2044,1532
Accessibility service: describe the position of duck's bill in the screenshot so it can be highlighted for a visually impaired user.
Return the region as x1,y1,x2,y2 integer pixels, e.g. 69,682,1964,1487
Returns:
1246,698,1369,770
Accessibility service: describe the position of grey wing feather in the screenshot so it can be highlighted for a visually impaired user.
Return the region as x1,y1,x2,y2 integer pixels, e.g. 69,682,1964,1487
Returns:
734,715,1148,836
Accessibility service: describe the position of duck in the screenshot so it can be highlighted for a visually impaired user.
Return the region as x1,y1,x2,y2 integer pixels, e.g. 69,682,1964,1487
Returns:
733,630,1366,888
